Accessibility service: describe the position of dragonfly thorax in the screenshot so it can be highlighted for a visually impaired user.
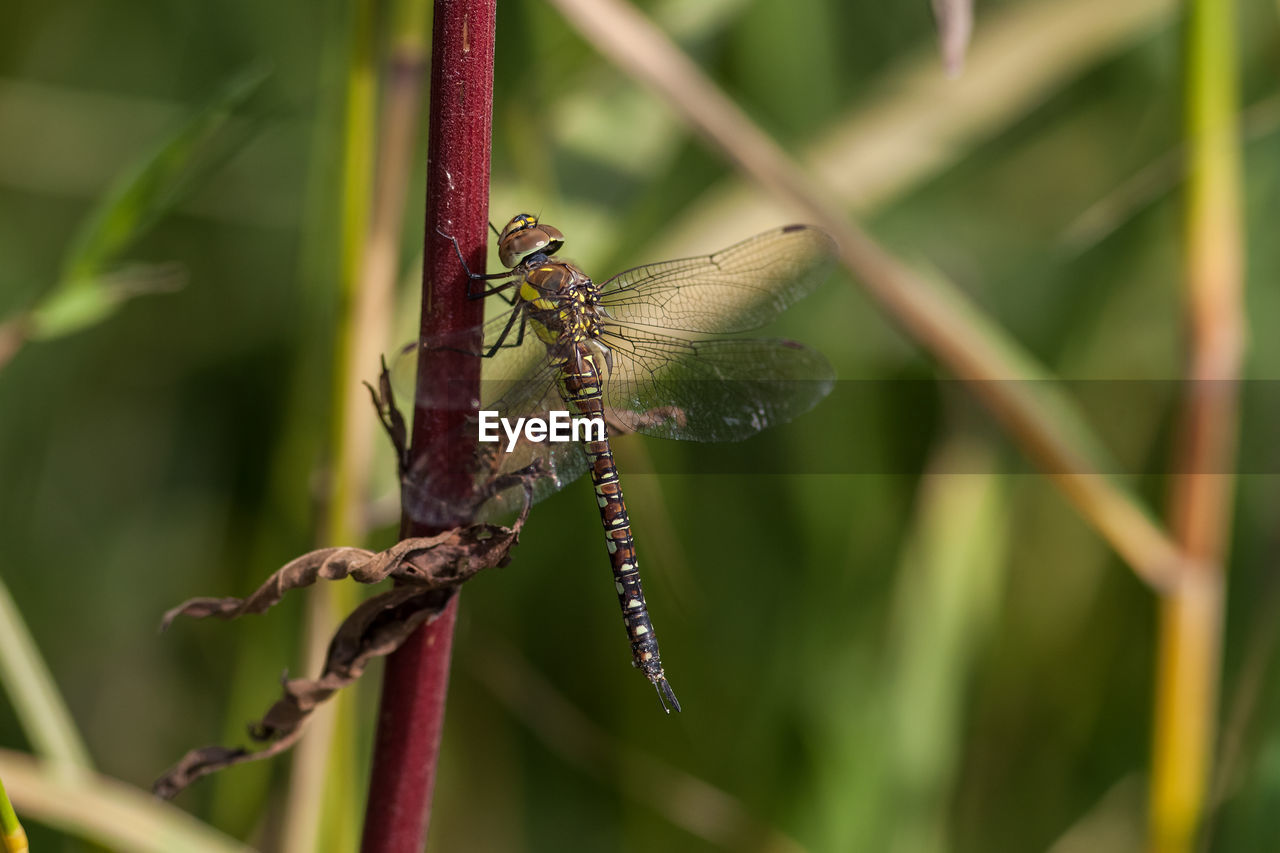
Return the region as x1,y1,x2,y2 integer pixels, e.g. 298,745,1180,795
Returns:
519,259,595,299
517,260,608,354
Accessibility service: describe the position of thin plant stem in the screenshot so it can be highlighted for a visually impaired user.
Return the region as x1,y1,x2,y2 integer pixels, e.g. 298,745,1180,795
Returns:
1149,0,1243,849
360,1,496,849
1062,94,1280,252
884,435,1007,853
290,4,432,849
0,750,249,853
0,772,27,853
0,574,92,777
280,0,379,849
206,5,354,834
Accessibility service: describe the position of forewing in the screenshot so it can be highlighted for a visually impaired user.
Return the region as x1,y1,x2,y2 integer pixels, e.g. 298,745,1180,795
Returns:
597,224,837,334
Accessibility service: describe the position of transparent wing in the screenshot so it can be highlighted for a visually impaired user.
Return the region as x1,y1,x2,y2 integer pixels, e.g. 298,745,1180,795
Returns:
599,329,835,442
460,333,835,519
393,332,833,525
596,224,837,334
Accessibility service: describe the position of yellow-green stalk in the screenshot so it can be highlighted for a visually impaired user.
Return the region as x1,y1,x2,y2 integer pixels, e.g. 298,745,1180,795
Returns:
279,0,378,850
0,773,28,853
1150,0,1243,850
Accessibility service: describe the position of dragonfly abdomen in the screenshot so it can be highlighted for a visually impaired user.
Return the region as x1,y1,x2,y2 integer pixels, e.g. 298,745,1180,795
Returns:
556,344,681,713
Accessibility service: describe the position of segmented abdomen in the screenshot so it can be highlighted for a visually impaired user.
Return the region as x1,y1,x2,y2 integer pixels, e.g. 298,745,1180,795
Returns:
555,344,679,711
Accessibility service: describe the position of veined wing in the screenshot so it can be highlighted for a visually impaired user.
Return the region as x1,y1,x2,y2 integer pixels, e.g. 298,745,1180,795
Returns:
461,332,834,518
596,224,837,334
599,328,835,442
395,332,831,523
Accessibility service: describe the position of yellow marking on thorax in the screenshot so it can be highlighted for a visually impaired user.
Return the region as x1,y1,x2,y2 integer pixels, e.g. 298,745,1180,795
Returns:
530,321,558,345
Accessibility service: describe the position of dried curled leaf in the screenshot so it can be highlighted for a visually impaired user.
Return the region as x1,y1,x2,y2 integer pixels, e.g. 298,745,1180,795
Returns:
249,585,450,741
160,520,524,629
154,480,537,799
152,745,263,801
154,585,454,798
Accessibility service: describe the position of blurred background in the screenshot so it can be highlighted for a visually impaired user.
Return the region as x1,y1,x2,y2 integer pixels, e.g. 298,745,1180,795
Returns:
2,0,1279,850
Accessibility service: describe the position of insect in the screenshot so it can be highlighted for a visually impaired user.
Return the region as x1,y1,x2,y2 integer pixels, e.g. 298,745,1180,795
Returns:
397,213,837,712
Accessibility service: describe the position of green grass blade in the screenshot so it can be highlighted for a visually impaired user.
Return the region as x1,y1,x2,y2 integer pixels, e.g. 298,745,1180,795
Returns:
0,771,28,853
883,437,1008,852
28,65,268,342
27,263,184,343
0,574,92,775
0,750,252,853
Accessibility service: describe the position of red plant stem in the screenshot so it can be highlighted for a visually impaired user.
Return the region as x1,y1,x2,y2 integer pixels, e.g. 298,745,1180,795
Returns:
361,1,495,850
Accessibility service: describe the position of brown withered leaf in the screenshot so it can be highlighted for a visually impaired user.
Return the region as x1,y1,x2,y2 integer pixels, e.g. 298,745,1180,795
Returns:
248,584,449,740
154,477,538,799
153,743,281,800
160,518,526,629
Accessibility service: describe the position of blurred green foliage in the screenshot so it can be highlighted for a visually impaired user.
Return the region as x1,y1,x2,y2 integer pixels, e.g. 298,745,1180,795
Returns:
2,0,1280,851
27,66,266,343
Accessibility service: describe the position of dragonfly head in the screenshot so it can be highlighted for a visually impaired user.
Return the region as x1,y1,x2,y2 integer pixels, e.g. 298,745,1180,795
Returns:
497,213,565,268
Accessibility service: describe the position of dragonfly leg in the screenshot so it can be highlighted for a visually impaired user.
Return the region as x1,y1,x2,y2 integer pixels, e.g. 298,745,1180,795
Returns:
469,281,518,304
483,308,526,358
424,311,526,361
435,227,517,303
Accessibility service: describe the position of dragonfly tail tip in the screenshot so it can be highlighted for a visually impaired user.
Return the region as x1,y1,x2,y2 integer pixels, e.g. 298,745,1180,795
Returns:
654,677,682,714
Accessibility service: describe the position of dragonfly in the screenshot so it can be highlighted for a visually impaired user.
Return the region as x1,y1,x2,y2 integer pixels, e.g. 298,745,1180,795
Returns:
393,213,837,712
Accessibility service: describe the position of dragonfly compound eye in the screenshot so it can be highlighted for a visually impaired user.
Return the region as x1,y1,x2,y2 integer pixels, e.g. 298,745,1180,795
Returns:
498,218,566,268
